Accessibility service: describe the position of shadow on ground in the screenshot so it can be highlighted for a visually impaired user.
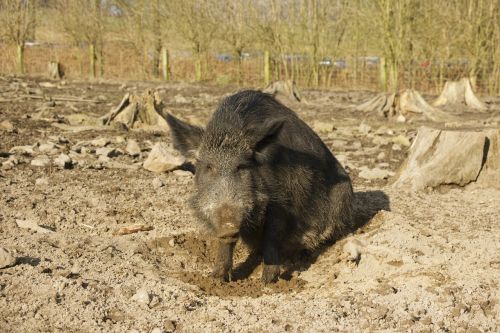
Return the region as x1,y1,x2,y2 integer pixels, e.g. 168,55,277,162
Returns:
234,190,391,281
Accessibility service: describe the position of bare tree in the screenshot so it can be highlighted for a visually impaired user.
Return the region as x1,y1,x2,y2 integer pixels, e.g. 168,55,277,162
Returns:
214,0,254,84
56,0,106,79
169,0,218,81
0,0,37,74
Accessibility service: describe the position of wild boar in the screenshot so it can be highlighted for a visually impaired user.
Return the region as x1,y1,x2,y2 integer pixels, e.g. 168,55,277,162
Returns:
167,90,353,283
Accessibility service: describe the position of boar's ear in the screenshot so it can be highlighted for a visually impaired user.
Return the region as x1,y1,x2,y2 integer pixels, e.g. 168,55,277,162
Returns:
247,119,284,162
166,113,204,158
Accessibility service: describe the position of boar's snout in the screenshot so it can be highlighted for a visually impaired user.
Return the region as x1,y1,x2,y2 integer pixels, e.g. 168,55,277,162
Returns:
214,203,242,242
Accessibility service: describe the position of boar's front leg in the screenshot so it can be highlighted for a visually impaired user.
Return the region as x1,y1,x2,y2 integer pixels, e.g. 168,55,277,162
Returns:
261,205,284,283
211,239,236,281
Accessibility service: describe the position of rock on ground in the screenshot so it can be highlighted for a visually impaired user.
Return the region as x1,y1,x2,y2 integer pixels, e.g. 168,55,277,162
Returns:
126,139,141,157
143,142,184,173
0,248,16,269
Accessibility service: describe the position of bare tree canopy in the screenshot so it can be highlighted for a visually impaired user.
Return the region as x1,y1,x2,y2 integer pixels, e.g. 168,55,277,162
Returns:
0,0,498,94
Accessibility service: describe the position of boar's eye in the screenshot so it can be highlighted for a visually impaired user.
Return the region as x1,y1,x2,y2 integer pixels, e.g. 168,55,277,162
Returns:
236,162,252,171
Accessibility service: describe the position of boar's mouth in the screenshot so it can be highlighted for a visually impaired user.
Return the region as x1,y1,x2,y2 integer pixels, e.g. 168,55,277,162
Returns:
216,223,240,243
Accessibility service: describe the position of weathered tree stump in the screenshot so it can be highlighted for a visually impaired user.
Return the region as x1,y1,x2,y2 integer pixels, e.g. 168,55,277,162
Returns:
433,78,487,111
47,61,63,80
99,90,169,130
357,89,451,122
393,127,499,190
263,80,302,104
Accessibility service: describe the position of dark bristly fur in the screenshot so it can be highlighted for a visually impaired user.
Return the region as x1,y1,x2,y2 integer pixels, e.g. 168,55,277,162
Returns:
166,90,353,283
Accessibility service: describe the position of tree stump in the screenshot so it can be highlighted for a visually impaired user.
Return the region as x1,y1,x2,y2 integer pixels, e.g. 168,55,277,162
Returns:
47,61,63,80
433,78,487,111
392,127,499,190
99,90,169,130
357,89,451,122
263,80,302,104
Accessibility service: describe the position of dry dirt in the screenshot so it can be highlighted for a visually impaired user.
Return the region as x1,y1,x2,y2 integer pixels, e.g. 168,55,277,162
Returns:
0,77,499,333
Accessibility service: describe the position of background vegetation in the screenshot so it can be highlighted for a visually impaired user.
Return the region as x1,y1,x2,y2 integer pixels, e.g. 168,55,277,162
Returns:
0,0,499,94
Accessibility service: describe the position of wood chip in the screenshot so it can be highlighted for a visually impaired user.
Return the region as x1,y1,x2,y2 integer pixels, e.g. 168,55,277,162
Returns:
112,224,153,236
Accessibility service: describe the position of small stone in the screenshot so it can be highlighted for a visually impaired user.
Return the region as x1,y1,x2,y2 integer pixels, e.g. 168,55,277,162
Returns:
351,141,362,149
331,139,348,149
358,123,371,134
343,240,364,262
396,114,406,123
143,143,184,173
49,136,70,144
16,219,54,233
131,288,151,305
95,147,119,158
372,136,391,146
152,177,165,189
0,120,14,131
31,155,51,167
2,156,19,170
168,239,176,247
0,248,17,269
35,177,49,186
376,152,386,161
90,138,110,147
54,154,72,169
115,136,126,144
174,94,189,103
126,139,141,157
151,327,163,333
172,170,193,177
163,320,176,332
392,135,411,147
38,142,57,154
9,145,34,156
392,144,402,151
98,155,111,163
312,121,333,134
358,167,394,180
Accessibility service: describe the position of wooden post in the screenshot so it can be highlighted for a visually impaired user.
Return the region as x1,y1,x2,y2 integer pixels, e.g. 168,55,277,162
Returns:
264,50,270,85
162,47,170,81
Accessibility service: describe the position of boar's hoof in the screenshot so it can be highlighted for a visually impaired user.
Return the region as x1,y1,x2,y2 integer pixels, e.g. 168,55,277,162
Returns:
211,266,232,282
262,264,280,284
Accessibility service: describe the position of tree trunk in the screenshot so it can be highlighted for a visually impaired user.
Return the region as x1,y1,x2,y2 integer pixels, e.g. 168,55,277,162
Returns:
152,0,161,78
89,42,96,79
194,53,202,81
17,44,25,75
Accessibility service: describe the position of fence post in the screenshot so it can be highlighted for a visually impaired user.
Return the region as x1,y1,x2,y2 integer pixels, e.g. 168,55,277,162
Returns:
162,47,170,81
264,50,270,85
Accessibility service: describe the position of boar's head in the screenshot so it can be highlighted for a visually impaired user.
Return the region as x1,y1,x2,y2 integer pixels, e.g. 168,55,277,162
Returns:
166,92,284,241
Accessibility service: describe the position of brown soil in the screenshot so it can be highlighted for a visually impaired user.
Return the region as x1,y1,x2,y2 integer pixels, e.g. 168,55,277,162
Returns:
0,76,499,332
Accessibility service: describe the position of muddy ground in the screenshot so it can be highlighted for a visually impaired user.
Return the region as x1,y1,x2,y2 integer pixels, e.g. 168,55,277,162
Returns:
0,77,499,333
